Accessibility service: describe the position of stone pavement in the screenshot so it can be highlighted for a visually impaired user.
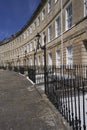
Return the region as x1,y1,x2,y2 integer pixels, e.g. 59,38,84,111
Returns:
0,69,71,130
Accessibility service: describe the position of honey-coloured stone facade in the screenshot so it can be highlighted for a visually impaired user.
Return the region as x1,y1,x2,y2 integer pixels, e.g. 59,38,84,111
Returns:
0,0,87,68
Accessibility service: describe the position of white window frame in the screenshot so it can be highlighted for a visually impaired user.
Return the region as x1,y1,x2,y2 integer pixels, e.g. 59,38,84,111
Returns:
42,32,45,45
48,0,51,13
30,58,32,66
30,43,32,52
30,26,32,34
48,53,52,66
48,25,52,42
42,9,45,20
34,40,36,50
23,33,26,39
55,16,61,37
84,0,87,16
37,17,40,26
33,22,36,30
55,0,58,3
66,3,72,30
66,45,73,66
27,44,29,53
56,50,60,67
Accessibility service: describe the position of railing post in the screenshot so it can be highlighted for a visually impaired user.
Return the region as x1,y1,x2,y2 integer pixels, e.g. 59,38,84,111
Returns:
77,65,81,130
82,76,86,130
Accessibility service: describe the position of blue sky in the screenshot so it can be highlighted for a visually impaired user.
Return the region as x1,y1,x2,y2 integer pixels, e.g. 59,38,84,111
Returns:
0,0,41,41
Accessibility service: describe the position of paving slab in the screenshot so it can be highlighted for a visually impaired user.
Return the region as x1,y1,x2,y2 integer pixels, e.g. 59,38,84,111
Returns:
0,69,71,130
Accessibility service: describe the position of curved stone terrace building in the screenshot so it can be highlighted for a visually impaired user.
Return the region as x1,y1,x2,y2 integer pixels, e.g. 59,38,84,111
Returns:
0,0,87,68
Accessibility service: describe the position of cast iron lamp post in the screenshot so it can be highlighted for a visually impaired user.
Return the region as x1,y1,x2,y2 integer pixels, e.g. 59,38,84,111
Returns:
34,49,37,68
24,50,27,67
32,49,37,83
17,55,19,71
33,47,37,68
35,33,47,94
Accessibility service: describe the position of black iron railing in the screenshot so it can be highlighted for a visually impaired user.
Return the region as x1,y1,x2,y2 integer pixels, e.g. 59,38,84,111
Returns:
14,66,19,72
27,65,45,84
45,65,87,130
27,65,87,130
19,66,25,74
28,66,36,83
1,64,87,130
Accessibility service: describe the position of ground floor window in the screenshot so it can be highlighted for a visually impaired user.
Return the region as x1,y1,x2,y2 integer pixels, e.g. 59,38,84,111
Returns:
48,53,52,66
30,58,32,66
66,45,73,66
84,0,87,16
56,50,60,67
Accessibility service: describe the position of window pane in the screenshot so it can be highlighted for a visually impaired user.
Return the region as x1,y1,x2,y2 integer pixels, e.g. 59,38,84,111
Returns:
55,16,61,37
42,32,45,45
48,53,52,65
42,9,45,20
66,3,72,30
48,25,52,42
66,46,73,66
56,50,60,67
48,0,51,13
84,0,87,16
